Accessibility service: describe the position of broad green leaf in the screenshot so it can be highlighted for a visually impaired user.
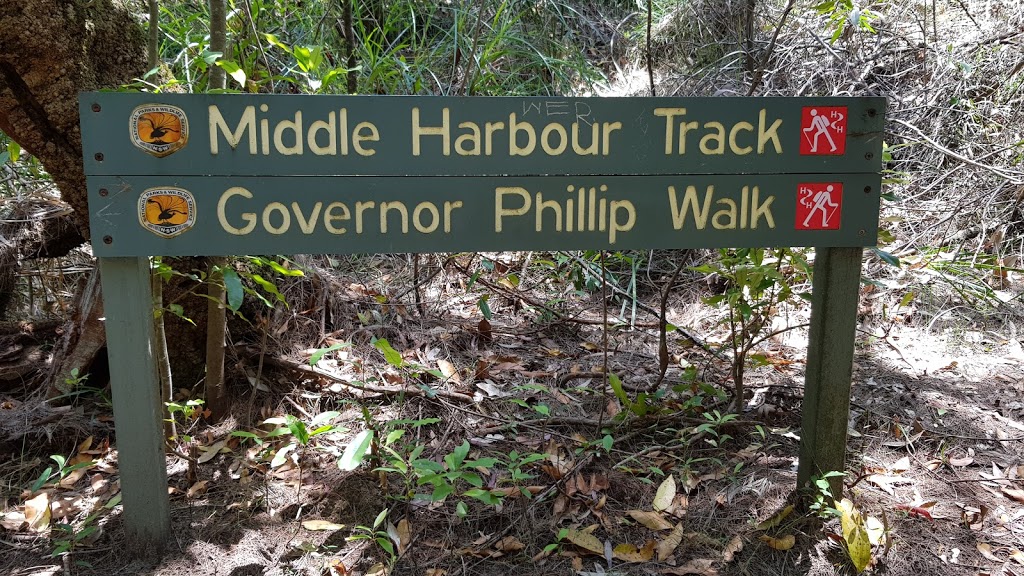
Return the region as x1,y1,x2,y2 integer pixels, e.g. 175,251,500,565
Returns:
222,268,243,312
250,273,286,303
286,415,309,446
309,342,349,366
8,140,20,163
871,247,900,267
373,338,403,367
338,429,374,471
310,411,340,428
608,373,631,407
216,60,247,87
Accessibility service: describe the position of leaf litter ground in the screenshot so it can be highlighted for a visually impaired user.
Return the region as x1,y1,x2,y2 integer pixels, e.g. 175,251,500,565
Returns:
2,252,1024,576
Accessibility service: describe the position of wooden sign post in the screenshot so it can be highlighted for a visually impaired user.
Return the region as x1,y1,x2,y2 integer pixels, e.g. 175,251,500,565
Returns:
79,94,885,550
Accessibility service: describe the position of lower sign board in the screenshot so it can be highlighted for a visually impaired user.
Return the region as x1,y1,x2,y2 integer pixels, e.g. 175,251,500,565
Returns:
88,174,880,256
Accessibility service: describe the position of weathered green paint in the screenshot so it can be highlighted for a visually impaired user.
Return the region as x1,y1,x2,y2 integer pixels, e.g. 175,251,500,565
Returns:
97,257,170,552
87,174,881,257
796,246,864,498
80,93,885,177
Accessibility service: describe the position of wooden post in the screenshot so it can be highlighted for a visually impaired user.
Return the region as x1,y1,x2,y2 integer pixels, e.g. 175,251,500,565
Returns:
98,257,170,554
797,246,863,498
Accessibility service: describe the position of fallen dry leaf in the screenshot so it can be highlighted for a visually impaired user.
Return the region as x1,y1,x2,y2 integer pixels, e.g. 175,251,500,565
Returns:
396,518,412,555
197,440,228,464
948,456,974,467
612,541,656,562
1009,548,1024,565
0,511,26,531
755,505,794,530
24,492,50,532
494,536,524,553
723,535,743,562
1002,487,1024,504
186,480,209,498
890,456,912,472
303,519,345,531
437,359,461,384
564,528,604,555
758,534,795,551
627,510,674,531
58,454,94,488
659,558,717,575
977,542,1001,563
657,522,686,561
653,475,676,512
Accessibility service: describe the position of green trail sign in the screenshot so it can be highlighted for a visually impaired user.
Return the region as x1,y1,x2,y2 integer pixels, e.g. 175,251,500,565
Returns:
81,94,884,256
78,93,885,553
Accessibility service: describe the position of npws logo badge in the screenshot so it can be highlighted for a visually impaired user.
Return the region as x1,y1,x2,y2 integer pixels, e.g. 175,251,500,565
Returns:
139,188,196,238
129,105,188,157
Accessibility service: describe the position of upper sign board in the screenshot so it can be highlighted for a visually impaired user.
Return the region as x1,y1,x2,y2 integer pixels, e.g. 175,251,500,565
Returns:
81,94,884,177
79,93,885,256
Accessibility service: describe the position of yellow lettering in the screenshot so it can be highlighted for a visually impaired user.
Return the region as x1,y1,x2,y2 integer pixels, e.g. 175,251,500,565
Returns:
217,186,257,235
484,122,505,155
380,201,408,233
699,122,726,155
541,123,567,155
353,121,379,156
307,111,336,155
273,111,303,155
495,187,530,232
729,122,753,155
712,198,737,229
324,201,350,234
355,201,375,234
209,105,256,154
609,200,635,243
291,202,322,234
413,202,440,233
653,107,686,154
262,202,290,234
444,201,462,233
509,113,536,156
412,107,450,156
667,185,714,229
455,122,482,156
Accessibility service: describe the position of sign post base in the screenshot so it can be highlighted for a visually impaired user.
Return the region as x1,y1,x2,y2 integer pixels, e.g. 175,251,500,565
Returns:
98,256,171,553
797,246,864,498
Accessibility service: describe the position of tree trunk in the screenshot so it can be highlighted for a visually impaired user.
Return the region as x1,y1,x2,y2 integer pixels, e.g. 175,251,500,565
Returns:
0,0,148,241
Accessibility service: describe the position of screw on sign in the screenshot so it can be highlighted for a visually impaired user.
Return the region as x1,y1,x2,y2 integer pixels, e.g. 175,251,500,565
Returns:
795,183,843,230
800,106,847,156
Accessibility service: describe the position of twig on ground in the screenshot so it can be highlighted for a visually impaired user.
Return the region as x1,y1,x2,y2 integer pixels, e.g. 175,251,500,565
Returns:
242,348,475,403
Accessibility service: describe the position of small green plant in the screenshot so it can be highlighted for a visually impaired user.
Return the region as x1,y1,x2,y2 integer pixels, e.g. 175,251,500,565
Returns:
808,471,845,518
348,509,397,566
693,410,738,447
694,247,809,409
49,493,120,566
814,0,881,44
165,398,206,441
30,453,95,493
249,411,341,495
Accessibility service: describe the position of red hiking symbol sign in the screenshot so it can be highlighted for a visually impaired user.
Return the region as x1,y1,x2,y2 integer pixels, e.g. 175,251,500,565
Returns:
796,183,843,230
800,106,847,155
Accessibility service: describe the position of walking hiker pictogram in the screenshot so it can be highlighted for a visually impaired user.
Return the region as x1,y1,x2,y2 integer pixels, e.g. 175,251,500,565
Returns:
799,106,847,156
795,183,843,230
